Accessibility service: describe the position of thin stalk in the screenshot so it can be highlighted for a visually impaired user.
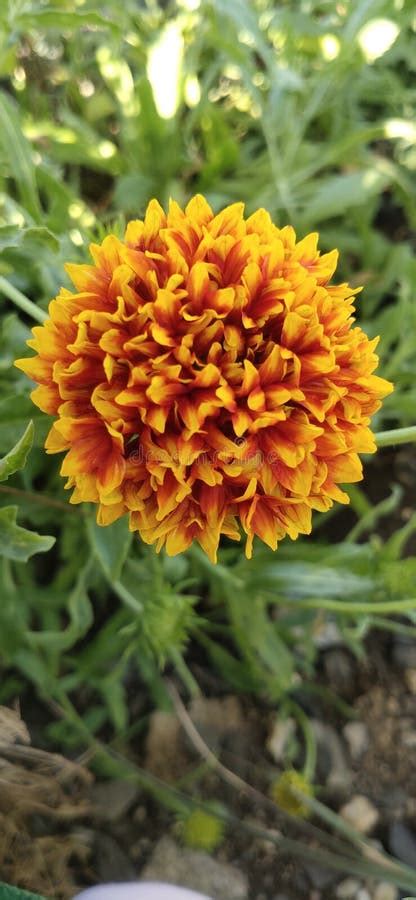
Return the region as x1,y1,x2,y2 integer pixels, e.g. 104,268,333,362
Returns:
0,275,47,323
0,484,80,514
375,426,416,448
169,646,201,698
275,596,416,615
345,485,402,543
287,700,317,783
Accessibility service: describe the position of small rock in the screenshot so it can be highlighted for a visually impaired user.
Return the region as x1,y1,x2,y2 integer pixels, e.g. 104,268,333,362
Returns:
392,635,416,669
339,795,379,834
94,833,137,882
372,883,398,900
90,778,139,823
188,695,245,751
357,891,371,900
404,668,416,694
141,836,248,900
145,711,188,782
402,728,416,748
311,720,352,791
343,721,369,761
378,786,408,819
266,717,296,763
304,861,335,888
323,648,356,699
313,620,343,649
336,878,362,898
388,821,416,867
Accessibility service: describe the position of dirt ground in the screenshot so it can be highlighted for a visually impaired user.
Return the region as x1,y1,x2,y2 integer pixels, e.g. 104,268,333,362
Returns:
2,630,416,900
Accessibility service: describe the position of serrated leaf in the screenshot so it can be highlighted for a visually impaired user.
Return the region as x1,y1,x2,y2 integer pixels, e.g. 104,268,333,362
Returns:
86,515,132,580
0,506,55,561
0,420,34,482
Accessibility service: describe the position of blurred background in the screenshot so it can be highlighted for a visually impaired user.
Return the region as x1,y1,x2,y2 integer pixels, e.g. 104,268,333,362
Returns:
1,2,416,899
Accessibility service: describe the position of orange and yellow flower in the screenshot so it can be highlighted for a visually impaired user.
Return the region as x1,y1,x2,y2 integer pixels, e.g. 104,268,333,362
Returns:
15,195,393,561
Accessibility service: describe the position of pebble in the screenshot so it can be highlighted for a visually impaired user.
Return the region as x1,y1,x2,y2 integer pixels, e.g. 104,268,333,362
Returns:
336,882,372,900
339,795,379,834
372,883,398,900
388,821,416,867
90,779,139,823
144,711,187,781
323,648,356,699
313,620,343,649
188,695,245,751
404,668,416,695
336,878,362,898
266,717,296,763
343,721,370,761
392,635,416,669
311,720,352,791
141,836,248,900
94,832,137,882
402,728,416,748
304,861,334,888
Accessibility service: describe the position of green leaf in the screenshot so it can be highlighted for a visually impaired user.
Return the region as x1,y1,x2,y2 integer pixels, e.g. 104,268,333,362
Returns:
28,565,93,652
199,635,260,693
0,225,59,253
86,515,132,580
14,9,120,37
245,561,376,600
0,881,44,899
22,226,60,253
0,226,21,250
0,420,34,482
301,168,391,224
0,506,55,561
0,92,41,222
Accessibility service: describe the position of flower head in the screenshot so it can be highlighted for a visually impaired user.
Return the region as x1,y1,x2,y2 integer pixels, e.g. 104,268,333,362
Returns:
180,807,224,851
16,195,392,561
270,769,313,818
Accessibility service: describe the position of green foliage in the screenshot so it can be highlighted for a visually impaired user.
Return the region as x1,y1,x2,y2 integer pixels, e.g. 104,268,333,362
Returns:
0,505,54,561
0,420,34,482
0,423,55,560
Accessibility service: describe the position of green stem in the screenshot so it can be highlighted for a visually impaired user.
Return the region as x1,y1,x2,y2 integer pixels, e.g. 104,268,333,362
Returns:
375,426,416,448
0,483,80,514
0,274,47,323
169,646,201,698
287,700,317,783
285,597,416,615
